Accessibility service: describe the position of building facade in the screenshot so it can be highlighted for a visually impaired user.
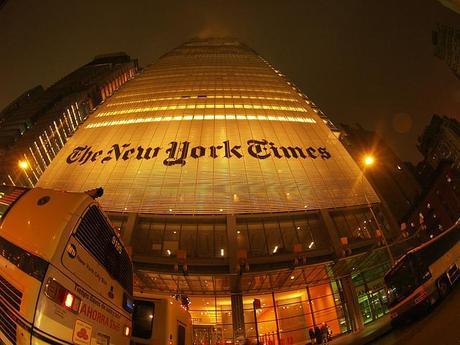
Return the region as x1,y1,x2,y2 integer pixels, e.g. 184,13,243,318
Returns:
0,53,138,187
433,23,460,78
34,39,394,343
405,161,459,238
340,123,421,223
416,114,460,180
403,115,460,240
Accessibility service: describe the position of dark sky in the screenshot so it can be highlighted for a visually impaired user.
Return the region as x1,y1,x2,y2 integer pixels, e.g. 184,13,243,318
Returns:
1,0,459,162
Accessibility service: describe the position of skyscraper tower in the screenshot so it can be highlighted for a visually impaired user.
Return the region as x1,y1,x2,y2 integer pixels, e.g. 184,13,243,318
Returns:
37,39,391,342
433,23,460,78
39,39,377,215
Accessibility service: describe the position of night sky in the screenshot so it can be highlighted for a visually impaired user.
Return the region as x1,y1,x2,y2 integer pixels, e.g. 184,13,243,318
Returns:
1,0,459,163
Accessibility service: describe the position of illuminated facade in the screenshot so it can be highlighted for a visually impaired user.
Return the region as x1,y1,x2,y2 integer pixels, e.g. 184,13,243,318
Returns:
36,39,393,343
0,53,138,187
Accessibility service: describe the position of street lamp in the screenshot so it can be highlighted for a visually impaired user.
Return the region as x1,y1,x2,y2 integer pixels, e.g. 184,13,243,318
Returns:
360,154,395,264
18,160,34,187
18,160,29,170
362,154,375,167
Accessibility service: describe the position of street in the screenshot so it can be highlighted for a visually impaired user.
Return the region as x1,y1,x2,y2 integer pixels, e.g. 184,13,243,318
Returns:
372,284,460,345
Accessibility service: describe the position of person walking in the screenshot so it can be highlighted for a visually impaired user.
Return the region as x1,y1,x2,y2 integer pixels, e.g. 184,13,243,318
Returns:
320,323,329,345
308,328,315,344
314,326,322,345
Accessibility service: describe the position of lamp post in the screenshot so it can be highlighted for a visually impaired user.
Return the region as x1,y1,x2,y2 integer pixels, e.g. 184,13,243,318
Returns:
361,154,395,265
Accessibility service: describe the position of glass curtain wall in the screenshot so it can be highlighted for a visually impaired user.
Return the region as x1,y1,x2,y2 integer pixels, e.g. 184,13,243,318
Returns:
189,296,233,345
188,281,350,345
352,262,391,324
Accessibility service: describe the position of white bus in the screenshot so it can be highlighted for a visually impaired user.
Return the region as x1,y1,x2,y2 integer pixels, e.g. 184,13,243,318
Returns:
384,220,460,325
0,186,134,345
131,293,192,345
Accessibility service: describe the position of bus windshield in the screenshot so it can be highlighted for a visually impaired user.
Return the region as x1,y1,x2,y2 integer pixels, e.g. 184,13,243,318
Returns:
384,256,418,308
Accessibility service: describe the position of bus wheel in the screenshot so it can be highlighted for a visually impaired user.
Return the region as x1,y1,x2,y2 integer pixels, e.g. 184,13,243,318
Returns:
438,278,450,298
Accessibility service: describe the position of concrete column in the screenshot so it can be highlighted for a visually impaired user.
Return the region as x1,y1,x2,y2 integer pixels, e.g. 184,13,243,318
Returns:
319,209,342,257
122,212,138,246
227,215,238,273
340,276,364,332
100,87,106,101
231,293,246,341
226,215,246,341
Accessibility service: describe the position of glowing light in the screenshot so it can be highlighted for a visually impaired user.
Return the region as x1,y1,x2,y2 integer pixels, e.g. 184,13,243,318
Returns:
86,114,317,129
64,292,74,308
18,160,29,169
363,155,375,167
308,241,315,249
273,245,278,254
220,248,225,256
96,104,307,117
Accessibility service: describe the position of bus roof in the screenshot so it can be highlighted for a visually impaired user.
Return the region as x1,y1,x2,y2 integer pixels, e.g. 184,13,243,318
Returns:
0,187,92,262
385,220,460,279
407,220,459,256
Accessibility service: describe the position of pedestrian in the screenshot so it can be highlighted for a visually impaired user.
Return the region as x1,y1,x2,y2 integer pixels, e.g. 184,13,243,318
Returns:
308,328,315,344
320,323,329,345
314,326,322,345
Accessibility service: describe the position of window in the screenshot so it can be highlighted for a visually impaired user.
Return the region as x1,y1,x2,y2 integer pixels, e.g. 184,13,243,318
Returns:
196,223,214,257
133,300,155,339
180,223,197,256
0,236,48,281
385,257,417,307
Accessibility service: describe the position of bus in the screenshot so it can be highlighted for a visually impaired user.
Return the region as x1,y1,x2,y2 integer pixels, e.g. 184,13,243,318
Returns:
384,220,460,325
131,292,192,345
0,186,134,345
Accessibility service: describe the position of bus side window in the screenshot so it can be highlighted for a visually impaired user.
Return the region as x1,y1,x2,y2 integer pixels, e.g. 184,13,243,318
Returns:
133,300,155,339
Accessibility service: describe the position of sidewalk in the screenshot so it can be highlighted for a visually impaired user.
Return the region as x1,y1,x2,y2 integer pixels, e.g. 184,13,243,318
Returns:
329,316,392,345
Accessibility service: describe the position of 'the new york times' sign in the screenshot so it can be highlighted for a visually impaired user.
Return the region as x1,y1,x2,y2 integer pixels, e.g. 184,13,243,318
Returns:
66,139,332,167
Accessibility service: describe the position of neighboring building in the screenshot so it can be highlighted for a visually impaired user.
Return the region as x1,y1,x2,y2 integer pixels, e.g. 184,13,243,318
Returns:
339,123,421,223
36,39,393,343
437,0,460,14
0,52,138,187
416,114,460,183
433,23,460,78
403,115,460,238
405,161,459,238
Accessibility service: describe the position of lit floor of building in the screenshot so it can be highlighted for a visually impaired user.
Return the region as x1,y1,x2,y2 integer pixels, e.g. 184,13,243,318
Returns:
34,38,399,343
